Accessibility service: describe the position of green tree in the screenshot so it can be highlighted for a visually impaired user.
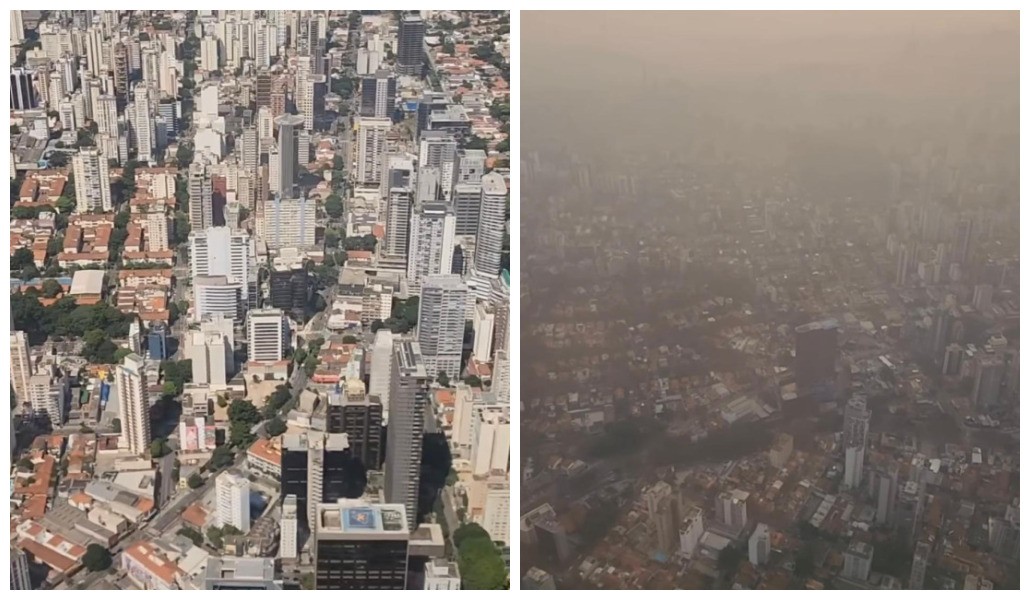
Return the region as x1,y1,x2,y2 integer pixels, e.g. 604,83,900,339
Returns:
111,418,121,433
325,194,344,219
456,531,507,590
177,527,204,547
266,417,287,437
187,472,204,489
303,354,319,377
437,371,451,387
83,544,113,572
40,279,63,298
11,247,35,270
463,136,488,151
207,526,224,549
464,375,482,388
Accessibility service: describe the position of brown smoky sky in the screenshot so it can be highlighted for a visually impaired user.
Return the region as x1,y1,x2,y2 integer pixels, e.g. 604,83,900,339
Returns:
523,11,1018,176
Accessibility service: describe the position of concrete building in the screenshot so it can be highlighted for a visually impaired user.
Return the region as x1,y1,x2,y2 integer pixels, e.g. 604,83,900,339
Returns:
405,202,455,295
258,194,316,250
384,341,429,531
395,14,425,76
769,432,793,469
424,559,461,590
216,470,251,533
117,353,150,457
10,330,33,403
356,117,391,185
843,395,870,489
644,481,680,555
482,481,510,546
369,329,395,421
678,506,704,558
715,489,749,532
472,302,496,363
416,275,467,380
748,523,771,566
72,147,113,213
360,69,396,119
909,541,930,590
842,540,873,581
313,500,409,590
472,172,507,279
11,545,31,590
280,495,298,560
189,226,257,309
202,557,281,590
247,308,287,363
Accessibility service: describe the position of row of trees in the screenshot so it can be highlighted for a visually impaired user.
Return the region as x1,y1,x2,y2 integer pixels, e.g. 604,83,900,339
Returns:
12,293,134,345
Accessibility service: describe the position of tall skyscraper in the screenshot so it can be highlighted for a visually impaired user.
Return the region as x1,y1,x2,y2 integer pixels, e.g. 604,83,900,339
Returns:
396,14,426,76
247,308,287,363
116,354,150,457
132,84,155,163
473,172,508,278
313,500,409,590
385,341,428,531
748,523,771,566
189,161,215,229
356,117,391,185
384,183,413,258
326,390,384,470
10,331,33,403
27,372,65,428
843,395,870,489
273,114,304,196
453,183,483,237
10,67,38,111
715,489,749,532
72,148,113,213
842,540,873,581
644,481,680,555
971,355,1004,408
360,69,396,119
240,126,259,171
369,329,394,421
216,470,252,533
406,202,456,295
416,275,468,380
794,319,839,394
146,210,170,252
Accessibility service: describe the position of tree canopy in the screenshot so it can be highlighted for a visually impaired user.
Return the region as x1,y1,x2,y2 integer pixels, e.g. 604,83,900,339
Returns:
83,544,113,572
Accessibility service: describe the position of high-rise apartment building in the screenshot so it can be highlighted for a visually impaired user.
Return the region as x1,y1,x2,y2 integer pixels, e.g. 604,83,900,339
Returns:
356,117,391,185
396,14,425,76
369,329,394,420
72,147,113,213
10,331,33,403
843,395,870,489
360,69,396,119
406,202,456,295
216,470,251,533
116,353,150,457
644,481,680,555
326,389,383,470
384,341,428,531
273,114,304,196
473,172,508,279
247,308,287,363
280,495,298,560
258,194,316,249
416,275,468,380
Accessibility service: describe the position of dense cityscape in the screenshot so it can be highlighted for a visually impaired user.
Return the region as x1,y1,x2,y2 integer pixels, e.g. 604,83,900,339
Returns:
520,12,1018,590
9,9,510,590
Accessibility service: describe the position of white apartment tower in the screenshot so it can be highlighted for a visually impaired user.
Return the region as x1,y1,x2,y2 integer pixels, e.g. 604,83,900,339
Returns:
280,494,298,559
216,470,252,533
416,275,468,380
72,147,113,213
356,117,391,185
117,354,151,457
405,202,456,295
247,309,287,363
10,330,33,402
472,172,508,289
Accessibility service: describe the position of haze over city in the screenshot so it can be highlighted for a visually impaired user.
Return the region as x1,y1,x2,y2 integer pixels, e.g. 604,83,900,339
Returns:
521,11,1018,591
